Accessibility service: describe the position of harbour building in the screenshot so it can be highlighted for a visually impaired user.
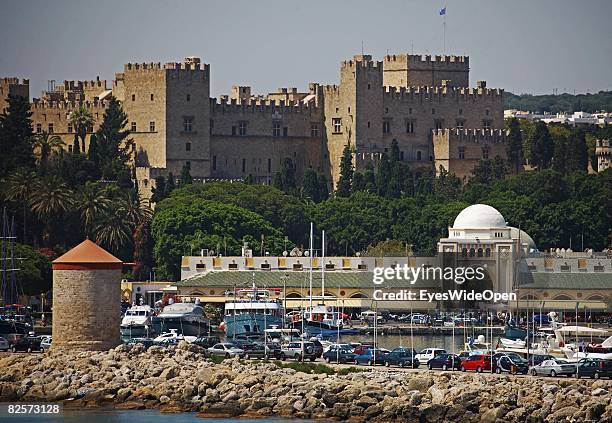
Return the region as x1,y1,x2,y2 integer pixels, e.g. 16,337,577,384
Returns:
176,204,611,314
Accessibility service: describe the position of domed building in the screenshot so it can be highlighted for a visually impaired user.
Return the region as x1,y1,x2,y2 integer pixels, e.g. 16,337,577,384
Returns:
438,204,539,297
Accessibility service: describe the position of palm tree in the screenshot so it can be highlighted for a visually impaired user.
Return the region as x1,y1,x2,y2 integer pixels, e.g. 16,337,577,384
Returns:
32,131,64,174
29,177,74,246
75,182,111,238
5,169,37,243
69,107,94,153
94,206,132,254
120,191,153,229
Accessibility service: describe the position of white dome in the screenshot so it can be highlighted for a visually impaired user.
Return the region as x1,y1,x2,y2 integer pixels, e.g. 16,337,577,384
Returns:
452,204,507,229
509,227,537,251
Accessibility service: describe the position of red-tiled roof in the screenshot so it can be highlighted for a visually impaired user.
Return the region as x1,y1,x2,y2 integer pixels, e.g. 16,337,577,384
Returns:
53,239,122,264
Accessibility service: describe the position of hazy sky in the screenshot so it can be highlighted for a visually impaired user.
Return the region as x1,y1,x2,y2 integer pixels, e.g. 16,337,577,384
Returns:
1,0,610,99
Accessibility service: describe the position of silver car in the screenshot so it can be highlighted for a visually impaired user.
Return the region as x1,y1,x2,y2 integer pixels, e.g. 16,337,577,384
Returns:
207,343,245,358
529,359,576,377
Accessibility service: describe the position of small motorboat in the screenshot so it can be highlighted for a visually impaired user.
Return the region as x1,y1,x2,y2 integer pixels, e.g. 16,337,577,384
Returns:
500,338,526,348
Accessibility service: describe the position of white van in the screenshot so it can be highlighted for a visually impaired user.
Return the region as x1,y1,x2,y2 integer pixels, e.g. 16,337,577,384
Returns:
415,348,446,363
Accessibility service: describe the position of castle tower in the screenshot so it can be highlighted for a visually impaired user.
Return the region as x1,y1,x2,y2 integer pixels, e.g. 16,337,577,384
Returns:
324,55,383,185
51,240,122,351
0,77,29,114
114,57,211,196
383,54,470,88
595,139,610,172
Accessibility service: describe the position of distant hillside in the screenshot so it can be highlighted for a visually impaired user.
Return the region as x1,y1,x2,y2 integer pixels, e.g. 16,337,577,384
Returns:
504,90,612,113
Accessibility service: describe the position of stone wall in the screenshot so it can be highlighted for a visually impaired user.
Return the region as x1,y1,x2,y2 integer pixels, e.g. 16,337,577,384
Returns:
432,128,509,181
51,268,121,351
30,100,107,151
0,77,29,113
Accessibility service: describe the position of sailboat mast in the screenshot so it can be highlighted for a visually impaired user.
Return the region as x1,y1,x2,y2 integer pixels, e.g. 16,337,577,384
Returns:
321,230,325,305
309,222,313,311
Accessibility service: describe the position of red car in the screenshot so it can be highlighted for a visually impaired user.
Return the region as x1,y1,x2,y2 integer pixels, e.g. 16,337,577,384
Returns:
461,354,495,373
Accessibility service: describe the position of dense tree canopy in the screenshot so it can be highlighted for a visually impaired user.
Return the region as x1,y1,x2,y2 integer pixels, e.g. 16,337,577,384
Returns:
151,196,288,279
505,91,612,114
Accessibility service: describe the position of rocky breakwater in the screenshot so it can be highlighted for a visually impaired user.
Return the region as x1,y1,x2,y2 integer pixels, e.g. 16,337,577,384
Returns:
0,341,610,422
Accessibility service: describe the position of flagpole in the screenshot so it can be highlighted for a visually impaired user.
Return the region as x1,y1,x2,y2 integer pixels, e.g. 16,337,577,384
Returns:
443,4,446,55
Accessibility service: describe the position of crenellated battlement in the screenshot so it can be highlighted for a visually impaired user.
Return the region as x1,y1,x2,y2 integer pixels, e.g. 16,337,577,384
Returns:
382,85,503,99
210,97,320,114
31,98,108,110
341,58,383,71
433,128,507,143
322,84,340,94
1,77,29,86
124,59,210,73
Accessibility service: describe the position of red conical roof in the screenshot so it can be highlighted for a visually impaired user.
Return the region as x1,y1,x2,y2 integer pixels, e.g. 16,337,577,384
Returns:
52,239,122,270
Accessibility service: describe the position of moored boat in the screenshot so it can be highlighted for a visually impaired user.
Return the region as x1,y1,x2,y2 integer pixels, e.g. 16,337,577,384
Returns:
223,284,284,338
120,305,154,339
151,302,209,336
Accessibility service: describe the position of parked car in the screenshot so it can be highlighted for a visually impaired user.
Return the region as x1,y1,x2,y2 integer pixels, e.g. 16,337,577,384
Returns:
415,348,446,363
575,358,612,379
527,354,555,367
384,348,419,368
352,344,373,355
354,348,387,366
494,353,529,374
280,341,317,361
125,337,154,349
322,345,356,364
461,354,495,373
207,343,245,358
310,339,324,358
4,333,23,347
193,336,221,349
242,342,279,359
427,353,462,371
0,336,9,351
457,351,473,361
11,336,42,353
529,359,576,377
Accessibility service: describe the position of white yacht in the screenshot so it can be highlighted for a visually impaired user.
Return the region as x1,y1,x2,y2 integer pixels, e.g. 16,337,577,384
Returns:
120,305,154,339
151,302,209,336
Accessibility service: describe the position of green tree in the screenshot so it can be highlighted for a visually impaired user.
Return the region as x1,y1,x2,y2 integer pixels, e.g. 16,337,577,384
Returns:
434,166,461,200
94,206,132,255
506,118,524,173
278,158,297,194
5,169,36,243
352,172,365,193
75,182,110,238
87,133,100,171
151,176,167,203
566,128,588,173
69,107,94,153
94,98,133,180
119,191,153,229
33,131,64,175
272,172,283,191
312,192,392,255
0,242,51,296
376,154,391,197
362,239,407,257
29,177,74,246
166,172,176,196
317,174,329,201
302,169,320,202
180,163,193,185
133,220,154,280
527,121,554,169
363,163,376,193
151,198,287,279
0,95,35,177
336,143,354,197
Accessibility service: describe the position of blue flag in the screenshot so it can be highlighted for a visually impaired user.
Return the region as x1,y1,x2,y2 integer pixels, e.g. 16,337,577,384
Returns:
440,7,446,16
